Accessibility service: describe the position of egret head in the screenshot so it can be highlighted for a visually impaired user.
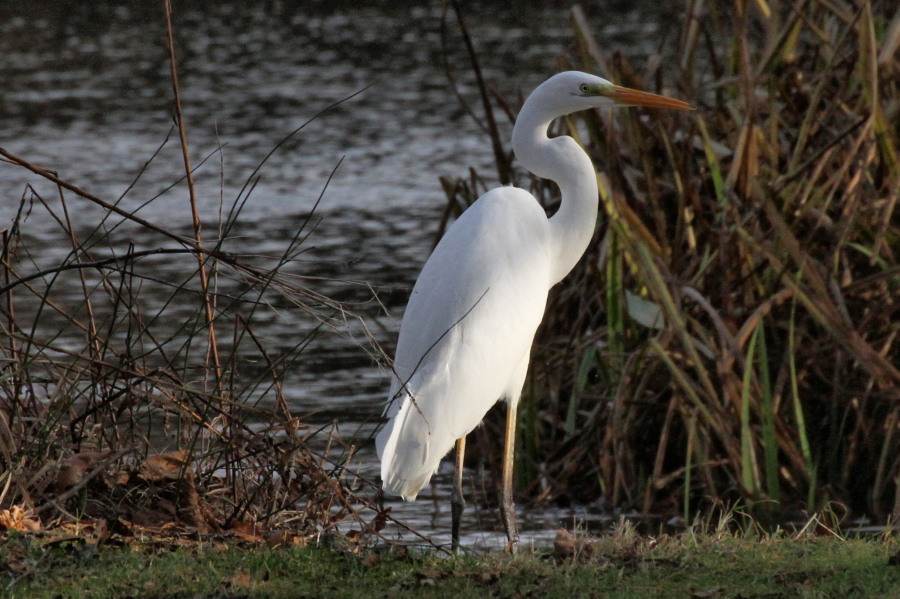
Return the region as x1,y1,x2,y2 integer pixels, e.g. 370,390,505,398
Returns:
526,71,694,119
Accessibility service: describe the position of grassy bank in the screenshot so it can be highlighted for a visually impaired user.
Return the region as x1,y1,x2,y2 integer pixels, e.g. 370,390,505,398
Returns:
3,526,898,598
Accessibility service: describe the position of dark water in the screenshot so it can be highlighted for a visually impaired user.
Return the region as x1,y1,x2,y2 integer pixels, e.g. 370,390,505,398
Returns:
0,0,671,550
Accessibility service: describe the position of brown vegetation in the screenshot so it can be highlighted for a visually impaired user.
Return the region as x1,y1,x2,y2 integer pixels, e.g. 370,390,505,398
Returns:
0,1,404,549
446,0,899,525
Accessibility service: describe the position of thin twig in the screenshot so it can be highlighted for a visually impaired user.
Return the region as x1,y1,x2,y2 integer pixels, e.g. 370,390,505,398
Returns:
163,0,222,387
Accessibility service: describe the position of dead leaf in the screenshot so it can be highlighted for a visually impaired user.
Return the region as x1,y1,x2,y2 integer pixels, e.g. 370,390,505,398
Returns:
139,450,190,482
113,470,130,485
4,550,34,576
553,528,595,560
95,518,111,540
346,529,362,543
229,520,264,543
0,506,42,532
369,509,390,533
265,530,295,548
128,509,176,528
56,450,113,490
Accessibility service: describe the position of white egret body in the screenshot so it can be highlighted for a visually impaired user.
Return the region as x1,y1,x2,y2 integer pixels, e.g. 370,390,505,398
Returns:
376,71,692,551
377,186,552,495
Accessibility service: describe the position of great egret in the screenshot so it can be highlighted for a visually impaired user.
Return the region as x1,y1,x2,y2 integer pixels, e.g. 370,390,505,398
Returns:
376,71,692,552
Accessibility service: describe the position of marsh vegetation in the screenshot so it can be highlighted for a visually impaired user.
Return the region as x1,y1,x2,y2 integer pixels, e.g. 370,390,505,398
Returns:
0,0,897,586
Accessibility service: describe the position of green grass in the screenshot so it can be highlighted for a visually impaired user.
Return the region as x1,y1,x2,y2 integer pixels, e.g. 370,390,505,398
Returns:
3,531,898,598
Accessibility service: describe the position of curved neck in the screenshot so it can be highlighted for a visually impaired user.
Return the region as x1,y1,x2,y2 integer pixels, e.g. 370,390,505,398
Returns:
512,107,599,284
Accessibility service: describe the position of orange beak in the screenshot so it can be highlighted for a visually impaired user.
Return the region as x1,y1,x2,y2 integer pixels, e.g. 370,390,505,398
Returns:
604,85,694,111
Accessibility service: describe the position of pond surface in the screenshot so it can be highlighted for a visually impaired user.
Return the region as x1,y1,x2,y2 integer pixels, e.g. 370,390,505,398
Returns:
0,0,672,550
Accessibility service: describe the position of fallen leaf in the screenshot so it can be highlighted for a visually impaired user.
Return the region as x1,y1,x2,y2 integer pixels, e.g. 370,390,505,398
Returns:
56,450,113,490
265,530,295,548
346,529,362,543
113,470,131,485
128,508,176,528
139,450,190,482
553,528,594,560
5,555,34,576
76,518,110,542
229,520,264,543
0,506,42,532
369,509,390,533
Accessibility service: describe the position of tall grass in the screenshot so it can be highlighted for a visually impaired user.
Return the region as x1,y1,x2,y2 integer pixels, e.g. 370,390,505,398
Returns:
446,0,899,524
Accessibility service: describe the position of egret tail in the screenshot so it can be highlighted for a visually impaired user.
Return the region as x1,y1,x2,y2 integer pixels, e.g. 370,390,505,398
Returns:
376,388,448,501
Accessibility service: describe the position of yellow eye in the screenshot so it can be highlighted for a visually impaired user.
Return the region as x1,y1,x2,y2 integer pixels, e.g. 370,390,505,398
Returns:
580,84,590,93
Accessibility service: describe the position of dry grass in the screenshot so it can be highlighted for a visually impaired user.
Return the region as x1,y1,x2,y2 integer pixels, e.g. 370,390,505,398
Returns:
0,3,416,549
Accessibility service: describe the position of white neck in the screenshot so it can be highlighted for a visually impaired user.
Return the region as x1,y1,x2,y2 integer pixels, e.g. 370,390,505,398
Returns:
511,105,599,285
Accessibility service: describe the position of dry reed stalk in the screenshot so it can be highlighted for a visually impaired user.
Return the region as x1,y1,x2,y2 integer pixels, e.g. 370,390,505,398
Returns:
163,0,222,389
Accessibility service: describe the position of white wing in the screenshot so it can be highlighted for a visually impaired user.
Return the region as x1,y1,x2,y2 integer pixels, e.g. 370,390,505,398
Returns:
376,186,553,500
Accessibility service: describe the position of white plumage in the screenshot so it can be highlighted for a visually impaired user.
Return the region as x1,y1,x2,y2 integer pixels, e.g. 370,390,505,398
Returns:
377,187,552,499
375,71,692,549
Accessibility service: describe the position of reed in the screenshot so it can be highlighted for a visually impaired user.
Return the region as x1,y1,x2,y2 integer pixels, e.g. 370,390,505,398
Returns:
444,0,899,524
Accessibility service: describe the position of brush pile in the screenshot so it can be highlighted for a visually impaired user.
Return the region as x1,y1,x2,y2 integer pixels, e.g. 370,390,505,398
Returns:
0,5,394,545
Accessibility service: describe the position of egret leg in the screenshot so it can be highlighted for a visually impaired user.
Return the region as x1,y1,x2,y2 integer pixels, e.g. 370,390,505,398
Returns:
451,437,466,553
500,401,519,554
